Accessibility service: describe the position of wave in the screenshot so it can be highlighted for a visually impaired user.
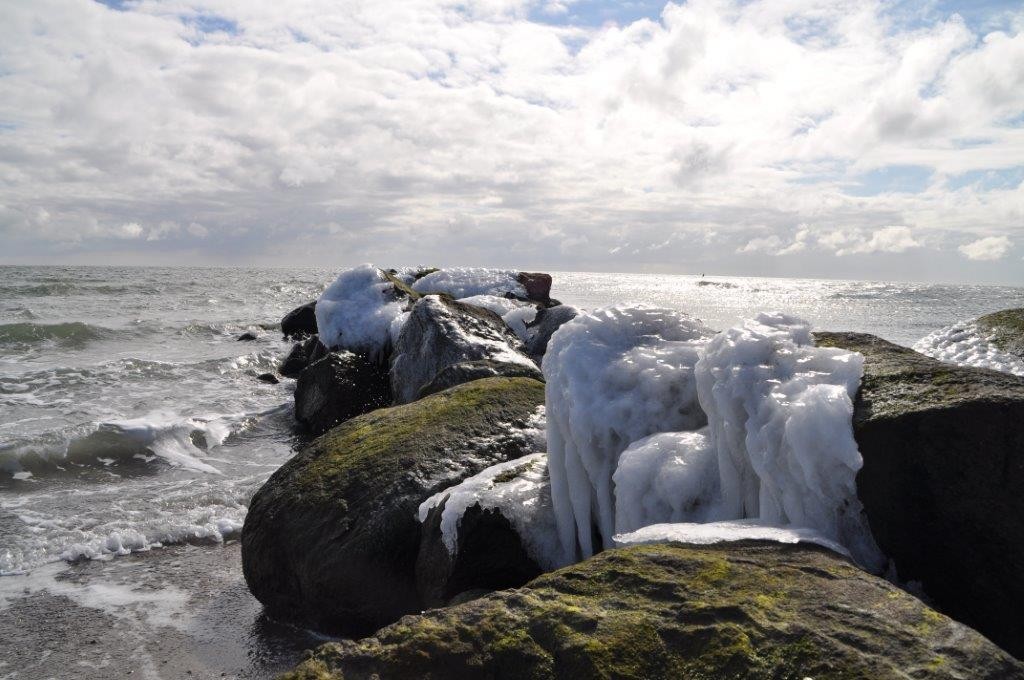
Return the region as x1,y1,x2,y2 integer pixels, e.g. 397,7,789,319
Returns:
0,321,116,349
0,412,239,479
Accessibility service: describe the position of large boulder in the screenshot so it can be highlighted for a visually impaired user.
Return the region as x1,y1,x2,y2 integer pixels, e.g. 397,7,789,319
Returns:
293,352,391,437
417,359,544,400
281,300,318,339
977,307,1024,358
283,541,1023,680
241,377,545,637
390,295,542,404
279,335,328,378
816,331,1024,657
517,272,553,304
525,304,579,357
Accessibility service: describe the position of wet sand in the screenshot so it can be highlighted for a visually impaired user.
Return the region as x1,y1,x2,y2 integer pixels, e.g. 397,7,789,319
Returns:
0,542,328,679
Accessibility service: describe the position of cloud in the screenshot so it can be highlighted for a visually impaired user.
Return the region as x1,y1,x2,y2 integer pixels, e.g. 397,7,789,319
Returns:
958,235,1013,260
0,0,1020,281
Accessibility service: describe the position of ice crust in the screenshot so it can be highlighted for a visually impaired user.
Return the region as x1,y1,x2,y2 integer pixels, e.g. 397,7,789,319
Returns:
544,306,883,570
413,268,526,299
457,294,539,342
315,264,407,361
417,452,561,570
543,305,713,563
913,320,1024,376
612,520,850,557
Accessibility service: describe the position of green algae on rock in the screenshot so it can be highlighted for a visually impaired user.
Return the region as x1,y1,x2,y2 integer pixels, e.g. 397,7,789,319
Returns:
976,308,1024,357
815,331,1024,658
282,542,1024,680
241,377,545,638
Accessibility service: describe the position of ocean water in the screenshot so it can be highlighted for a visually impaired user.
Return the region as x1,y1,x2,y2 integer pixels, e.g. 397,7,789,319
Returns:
1,265,1022,577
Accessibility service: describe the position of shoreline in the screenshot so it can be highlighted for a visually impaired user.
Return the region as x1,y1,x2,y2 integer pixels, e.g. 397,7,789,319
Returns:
0,542,327,680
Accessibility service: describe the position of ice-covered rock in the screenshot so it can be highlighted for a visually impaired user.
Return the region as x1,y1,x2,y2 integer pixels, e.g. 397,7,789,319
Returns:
390,295,540,404
612,429,721,534
612,519,850,557
315,264,413,362
525,304,579,357
457,294,540,342
695,312,882,569
416,451,561,606
543,305,713,563
913,313,1024,377
412,268,526,299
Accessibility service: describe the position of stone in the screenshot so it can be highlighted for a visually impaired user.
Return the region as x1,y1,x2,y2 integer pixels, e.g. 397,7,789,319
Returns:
281,300,318,339
293,352,391,438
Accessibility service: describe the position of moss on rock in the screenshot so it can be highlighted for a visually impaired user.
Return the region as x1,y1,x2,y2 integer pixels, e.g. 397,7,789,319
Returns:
977,308,1024,357
283,542,1023,680
241,377,545,637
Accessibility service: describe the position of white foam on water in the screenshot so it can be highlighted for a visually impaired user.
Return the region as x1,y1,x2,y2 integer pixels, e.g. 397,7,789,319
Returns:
913,320,1024,376
413,267,526,299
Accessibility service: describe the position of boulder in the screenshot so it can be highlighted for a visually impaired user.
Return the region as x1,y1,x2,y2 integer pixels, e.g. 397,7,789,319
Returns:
977,307,1024,358
281,300,318,339
279,336,328,379
417,359,544,400
517,272,553,304
256,372,279,385
241,377,545,637
525,304,579,357
293,352,391,437
236,331,258,341
816,331,1024,657
283,541,1023,680
390,295,541,404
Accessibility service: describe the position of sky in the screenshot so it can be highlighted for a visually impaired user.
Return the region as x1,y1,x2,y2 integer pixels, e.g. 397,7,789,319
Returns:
0,0,1022,283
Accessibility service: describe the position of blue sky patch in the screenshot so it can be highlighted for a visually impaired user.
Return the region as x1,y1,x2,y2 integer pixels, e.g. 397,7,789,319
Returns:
845,165,933,196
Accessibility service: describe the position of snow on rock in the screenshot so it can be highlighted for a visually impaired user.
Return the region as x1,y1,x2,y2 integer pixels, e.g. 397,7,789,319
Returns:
413,268,526,299
612,429,721,534
913,320,1024,377
543,305,713,564
612,519,850,557
693,312,883,569
457,295,539,343
417,449,562,570
315,264,409,362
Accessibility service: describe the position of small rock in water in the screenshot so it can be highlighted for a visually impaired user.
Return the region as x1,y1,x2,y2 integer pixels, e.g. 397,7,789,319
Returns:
237,331,258,341
256,373,279,384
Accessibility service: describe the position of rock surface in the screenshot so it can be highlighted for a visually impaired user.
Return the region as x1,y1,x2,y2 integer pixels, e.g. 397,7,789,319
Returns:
293,352,391,437
390,295,541,404
517,272,553,304
417,359,544,400
283,541,1023,680
525,304,579,357
977,307,1024,358
281,300,318,339
279,336,328,379
241,377,545,637
816,331,1024,657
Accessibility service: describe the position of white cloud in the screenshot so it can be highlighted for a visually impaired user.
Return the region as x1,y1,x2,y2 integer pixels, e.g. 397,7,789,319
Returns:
958,235,1013,261
0,0,1020,280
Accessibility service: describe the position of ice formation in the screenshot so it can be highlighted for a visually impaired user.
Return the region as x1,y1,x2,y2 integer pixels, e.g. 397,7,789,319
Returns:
417,453,562,570
315,264,408,361
612,520,850,557
457,294,539,342
913,320,1024,377
543,305,713,563
413,267,526,299
546,307,884,571
612,429,721,534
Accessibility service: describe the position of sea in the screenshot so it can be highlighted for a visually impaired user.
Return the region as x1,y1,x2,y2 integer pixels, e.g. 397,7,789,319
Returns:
1,265,1022,679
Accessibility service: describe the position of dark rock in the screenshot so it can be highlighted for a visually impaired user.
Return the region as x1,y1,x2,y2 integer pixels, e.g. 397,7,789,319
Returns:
279,336,328,379
416,497,542,609
816,331,1024,657
525,304,579,357
281,300,318,339
241,377,545,637
283,541,1023,680
256,373,279,385
390,295,541,404
293,352,391,437
517,272,552,304
417,359,544,400
977,307,1024,358
236,331,258,341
